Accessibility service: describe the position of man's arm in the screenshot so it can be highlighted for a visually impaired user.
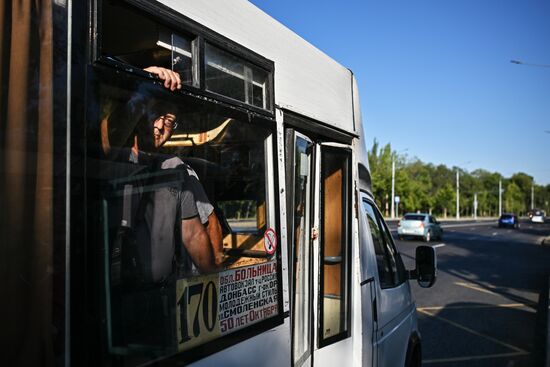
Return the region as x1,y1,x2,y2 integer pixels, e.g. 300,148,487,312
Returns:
181,216,218,274
205,212,225,267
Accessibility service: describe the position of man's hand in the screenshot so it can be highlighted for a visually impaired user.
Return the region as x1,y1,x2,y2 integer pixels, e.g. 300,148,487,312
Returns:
144,66,182,91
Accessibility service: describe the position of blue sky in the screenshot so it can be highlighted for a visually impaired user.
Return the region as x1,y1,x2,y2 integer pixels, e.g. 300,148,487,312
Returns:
249,0,550,185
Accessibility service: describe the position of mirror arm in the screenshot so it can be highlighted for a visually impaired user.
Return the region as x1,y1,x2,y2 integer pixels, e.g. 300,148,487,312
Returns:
407,269,418,280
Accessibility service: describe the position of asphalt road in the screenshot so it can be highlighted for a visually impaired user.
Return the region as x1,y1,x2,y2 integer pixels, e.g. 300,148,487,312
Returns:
392,219,550,367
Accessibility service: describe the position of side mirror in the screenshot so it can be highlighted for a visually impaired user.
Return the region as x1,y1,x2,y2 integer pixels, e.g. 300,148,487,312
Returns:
408,245,437,288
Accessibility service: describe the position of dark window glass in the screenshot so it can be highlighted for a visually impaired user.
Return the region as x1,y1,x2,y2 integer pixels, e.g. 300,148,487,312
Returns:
377,211,407,286
404,214,425,221
364,200,406,288
363,201,393,288
88,68,280,365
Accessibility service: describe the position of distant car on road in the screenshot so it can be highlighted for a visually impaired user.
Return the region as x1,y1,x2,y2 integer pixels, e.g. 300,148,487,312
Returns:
530,210,545,223
397,213,443,242
498,213,520,228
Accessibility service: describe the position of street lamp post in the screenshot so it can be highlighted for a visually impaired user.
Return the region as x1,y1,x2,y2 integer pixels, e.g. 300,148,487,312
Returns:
474,193,478,219
456,170,460,220
499,179,502,216
391,159,395,219
531,182,534,209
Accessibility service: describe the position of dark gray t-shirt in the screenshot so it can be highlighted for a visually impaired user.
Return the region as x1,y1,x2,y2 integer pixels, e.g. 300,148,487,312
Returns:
134,155,200,283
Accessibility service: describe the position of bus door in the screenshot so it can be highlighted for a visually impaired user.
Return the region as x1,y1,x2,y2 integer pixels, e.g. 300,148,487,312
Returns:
287,131,314,367
287,130,354,367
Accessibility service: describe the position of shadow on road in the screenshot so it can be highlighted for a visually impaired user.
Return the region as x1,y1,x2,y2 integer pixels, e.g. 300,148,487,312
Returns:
418,300,546,366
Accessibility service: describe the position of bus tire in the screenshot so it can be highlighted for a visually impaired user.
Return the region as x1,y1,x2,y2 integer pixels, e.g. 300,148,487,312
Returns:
405,334,422,367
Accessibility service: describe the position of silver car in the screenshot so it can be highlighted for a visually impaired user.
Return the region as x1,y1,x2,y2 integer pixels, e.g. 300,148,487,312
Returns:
397,213,443,242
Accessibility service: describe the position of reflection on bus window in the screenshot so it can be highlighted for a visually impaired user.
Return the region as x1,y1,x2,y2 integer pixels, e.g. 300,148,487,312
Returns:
205,43,271,110
90,71,278,364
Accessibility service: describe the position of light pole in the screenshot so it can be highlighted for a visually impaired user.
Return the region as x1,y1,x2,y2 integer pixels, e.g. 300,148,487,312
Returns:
531,182,534,209
474,193,478,219
391,148,408,219
456,170,460,219
391,159,395,219
498,179,502,216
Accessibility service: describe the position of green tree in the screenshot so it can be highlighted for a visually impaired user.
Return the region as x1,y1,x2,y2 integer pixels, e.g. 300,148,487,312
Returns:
434,183,455,218
367,139,393,213
504,182,523,214
510,172,533,213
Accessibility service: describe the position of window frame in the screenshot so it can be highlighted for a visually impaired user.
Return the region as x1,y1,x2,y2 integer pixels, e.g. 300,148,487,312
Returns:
84,58,284,366
318,145,352,348
93,0,275,116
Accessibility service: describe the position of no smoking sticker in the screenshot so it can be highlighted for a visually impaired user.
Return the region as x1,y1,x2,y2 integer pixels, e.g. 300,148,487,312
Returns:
264,228,277,255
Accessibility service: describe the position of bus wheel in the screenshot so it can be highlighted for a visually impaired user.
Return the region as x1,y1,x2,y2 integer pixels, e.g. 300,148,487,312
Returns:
405,340,422,367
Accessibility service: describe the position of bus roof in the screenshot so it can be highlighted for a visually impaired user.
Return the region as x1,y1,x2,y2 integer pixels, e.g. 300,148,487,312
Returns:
160,0,357,134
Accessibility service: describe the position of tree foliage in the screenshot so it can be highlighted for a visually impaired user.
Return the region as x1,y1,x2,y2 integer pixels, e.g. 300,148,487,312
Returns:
368,140,549,217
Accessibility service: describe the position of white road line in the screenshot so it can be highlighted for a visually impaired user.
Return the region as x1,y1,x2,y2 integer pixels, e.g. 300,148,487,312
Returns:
423,352,529,364
432,243,445,248
441,221,496,229
417,303,530,311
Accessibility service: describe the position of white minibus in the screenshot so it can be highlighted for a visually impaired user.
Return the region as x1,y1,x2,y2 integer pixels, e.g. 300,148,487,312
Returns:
0,1,436,366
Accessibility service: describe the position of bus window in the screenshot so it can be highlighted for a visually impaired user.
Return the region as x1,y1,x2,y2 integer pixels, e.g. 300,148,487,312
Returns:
101,1,195,86
205,43,272,110
319,147,351,345
88,66,281,365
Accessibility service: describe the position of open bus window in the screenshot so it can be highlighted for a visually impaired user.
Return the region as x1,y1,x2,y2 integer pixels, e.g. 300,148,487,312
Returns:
205,43,272,110
88,67,280,364
101,0,195,85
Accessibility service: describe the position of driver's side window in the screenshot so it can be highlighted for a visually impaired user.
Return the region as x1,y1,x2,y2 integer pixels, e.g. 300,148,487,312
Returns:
363,200,406,288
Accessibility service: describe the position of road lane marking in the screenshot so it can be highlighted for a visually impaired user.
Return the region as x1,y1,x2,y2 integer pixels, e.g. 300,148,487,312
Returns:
441,221,496,229
432,243,445,248
454,282,500,296
417,303,530,312
417,308,528,353
423,351,529,364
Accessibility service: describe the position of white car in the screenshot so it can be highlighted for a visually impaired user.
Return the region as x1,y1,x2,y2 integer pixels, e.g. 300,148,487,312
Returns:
531,210,545,223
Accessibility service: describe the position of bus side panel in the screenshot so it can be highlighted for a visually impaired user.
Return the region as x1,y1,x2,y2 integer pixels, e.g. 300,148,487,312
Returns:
313,338,354,366
374,303,417,367
159,0,355,134
189,319,291,367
